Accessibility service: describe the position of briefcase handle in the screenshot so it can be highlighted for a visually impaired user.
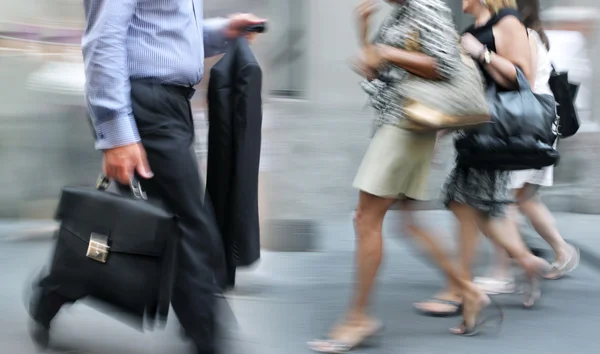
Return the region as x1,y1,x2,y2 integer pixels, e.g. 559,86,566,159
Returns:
95,173,148,200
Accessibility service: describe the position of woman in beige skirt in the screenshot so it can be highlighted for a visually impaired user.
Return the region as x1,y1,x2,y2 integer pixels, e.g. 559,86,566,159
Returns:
308,1,500,352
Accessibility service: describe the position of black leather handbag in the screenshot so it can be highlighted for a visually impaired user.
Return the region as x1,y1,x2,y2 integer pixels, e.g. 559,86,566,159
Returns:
549,65,580,138
455,66,559,171
42,175,178,331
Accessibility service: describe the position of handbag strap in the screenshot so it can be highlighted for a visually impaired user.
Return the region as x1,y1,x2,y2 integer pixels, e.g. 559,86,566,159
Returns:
514,66,532,91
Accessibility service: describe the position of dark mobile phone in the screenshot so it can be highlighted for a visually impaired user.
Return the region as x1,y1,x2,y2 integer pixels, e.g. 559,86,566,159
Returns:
244,22,267,34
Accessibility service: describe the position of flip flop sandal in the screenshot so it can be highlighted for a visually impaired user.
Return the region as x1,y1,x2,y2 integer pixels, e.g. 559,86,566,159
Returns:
307,322,384,353
450,299,504,336
414,298,463,317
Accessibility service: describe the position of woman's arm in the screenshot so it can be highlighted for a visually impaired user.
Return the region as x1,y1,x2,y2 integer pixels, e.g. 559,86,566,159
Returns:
355,0,378,48
379,5,460,80
486,16,532,88
378,46,440,79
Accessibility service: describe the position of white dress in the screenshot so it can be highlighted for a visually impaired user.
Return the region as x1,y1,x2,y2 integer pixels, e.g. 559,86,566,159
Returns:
509,30,556,189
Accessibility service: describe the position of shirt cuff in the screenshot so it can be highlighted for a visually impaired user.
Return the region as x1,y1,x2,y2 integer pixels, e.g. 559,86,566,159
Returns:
204,17,231,57
94,114,141,150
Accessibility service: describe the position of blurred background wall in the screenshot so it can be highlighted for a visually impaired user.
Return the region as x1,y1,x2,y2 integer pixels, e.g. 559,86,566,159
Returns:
0,0,598,221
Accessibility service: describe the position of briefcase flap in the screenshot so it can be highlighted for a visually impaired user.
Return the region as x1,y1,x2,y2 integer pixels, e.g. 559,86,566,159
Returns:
55,186,176,257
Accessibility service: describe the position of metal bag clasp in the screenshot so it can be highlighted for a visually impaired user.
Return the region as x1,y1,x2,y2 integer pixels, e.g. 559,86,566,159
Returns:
87,233,110,263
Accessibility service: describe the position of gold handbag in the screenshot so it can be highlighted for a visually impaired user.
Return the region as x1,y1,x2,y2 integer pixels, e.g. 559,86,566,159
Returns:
399,30,490,132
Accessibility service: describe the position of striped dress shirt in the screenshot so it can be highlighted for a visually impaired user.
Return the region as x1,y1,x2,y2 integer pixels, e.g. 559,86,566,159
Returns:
82,0,230,149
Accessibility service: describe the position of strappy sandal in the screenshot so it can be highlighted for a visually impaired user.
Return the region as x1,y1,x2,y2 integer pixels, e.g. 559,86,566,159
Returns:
520,259,554,308
545,245,580,280
522,274,543,309
450,298,503,336
307,322,384,353
474,277,516,295
413,297,463,317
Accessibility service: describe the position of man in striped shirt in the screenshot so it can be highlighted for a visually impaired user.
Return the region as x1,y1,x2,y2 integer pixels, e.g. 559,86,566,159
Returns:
28,1,264,353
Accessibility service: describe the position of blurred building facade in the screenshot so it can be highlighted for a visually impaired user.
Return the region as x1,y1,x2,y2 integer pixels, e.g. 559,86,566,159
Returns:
0,0,598,220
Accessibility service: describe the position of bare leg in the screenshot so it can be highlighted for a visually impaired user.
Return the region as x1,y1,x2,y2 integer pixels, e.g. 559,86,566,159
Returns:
473,206,518,294
396,201,501,335
517,186,569,262
452,203,480,287
398,200,495,331
516,184,578,279
310,191,395,351
475,213,546,275
397,201,472,294
347,192,396,321
474,211,550,307
492,206,518,279
413,202,478,314
492,206,520,278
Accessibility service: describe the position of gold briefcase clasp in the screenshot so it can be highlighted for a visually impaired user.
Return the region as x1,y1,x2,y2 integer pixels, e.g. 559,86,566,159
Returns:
87,233,110,263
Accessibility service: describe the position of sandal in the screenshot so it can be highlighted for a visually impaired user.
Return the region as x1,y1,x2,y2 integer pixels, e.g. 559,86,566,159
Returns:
545,245,580,280
450,297,503,336
307,321,384,353
521,272,546,309
521,259,552,308
474,277,516,295
413,297,462,317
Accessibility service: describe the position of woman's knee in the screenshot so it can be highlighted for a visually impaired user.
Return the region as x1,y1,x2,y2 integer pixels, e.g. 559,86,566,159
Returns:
353,206,382,230
517,196,541,216
353,192,392,230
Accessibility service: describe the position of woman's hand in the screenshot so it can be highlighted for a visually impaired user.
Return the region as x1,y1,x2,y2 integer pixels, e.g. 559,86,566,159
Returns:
350,46,382,80
350,59,377,80
355,0,378,47
349,45,383,80
461,33,485,60
362,45,383,70
355,0,378,23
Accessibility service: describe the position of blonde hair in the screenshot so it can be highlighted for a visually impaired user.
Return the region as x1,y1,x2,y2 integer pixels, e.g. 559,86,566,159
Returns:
483,0,517,13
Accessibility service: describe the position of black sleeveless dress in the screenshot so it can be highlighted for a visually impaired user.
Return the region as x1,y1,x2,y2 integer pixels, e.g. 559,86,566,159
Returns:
441,8,522,217
464,8,523,88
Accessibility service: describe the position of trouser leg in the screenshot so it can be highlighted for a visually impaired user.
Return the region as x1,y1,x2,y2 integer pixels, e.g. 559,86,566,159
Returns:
131,82,228,353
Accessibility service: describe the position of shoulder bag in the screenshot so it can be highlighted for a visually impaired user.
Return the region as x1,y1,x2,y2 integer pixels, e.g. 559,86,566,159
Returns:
454,66,559,171
399,30,490,132
549,64,580,138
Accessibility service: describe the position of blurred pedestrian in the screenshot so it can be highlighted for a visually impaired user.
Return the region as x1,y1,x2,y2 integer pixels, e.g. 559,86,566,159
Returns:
473,0,579,294
416,0,552,318
308,0,499,352
27,1,264,354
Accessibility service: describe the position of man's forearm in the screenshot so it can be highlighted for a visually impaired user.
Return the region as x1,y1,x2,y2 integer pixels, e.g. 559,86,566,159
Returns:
82,0,139,150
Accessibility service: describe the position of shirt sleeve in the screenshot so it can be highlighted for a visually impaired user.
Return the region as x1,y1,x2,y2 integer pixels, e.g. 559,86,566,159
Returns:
82,0,139,150
203,18,231,58
417,3,461,80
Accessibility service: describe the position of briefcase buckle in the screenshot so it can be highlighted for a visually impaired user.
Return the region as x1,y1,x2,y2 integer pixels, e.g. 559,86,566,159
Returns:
87,233,110,263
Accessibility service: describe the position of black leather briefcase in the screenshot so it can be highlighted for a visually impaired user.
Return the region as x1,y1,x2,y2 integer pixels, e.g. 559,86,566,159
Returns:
43,175,178,331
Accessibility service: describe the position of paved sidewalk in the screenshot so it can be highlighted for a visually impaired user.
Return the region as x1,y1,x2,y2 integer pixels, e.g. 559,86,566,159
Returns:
1,211,600,353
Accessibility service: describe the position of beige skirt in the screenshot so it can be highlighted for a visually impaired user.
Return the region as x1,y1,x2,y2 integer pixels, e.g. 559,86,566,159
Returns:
353,124,437,200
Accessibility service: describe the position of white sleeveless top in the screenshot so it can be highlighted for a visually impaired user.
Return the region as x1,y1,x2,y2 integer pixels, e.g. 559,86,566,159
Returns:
528,29,553,96
509,29,556,189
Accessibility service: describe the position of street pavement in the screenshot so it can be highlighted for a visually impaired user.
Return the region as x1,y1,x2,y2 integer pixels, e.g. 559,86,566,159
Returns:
1,211,600,353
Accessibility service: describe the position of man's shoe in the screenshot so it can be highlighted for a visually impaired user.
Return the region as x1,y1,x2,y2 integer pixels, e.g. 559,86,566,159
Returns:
28,320,50,350
25,277,52,350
